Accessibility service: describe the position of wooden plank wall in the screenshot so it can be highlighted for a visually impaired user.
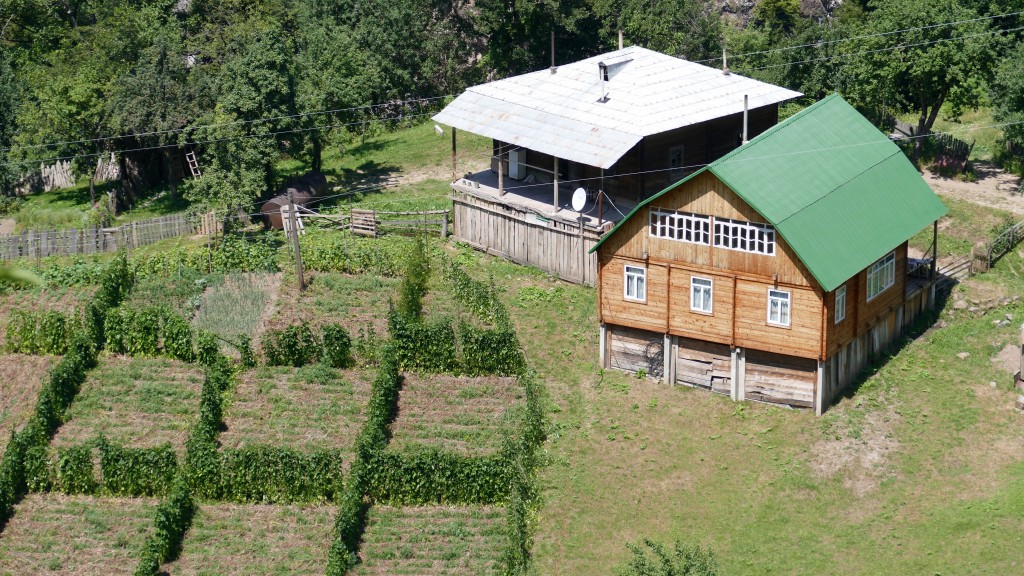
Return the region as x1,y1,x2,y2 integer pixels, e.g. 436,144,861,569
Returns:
609,325,664,377
676,337,731,394
745,350,816,408
826,243,909,356
452,192,602,285
0,213,210,260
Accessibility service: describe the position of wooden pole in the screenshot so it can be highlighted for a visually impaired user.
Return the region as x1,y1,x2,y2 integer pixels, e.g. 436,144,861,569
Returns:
498,150,504,195
598,168,604,226
931,219,938,280
288,190,306,291
553,156,559,212
451,128,457,181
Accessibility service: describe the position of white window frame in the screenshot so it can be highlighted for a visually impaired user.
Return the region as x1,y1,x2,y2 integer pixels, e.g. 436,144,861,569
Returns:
713,217,776,256
669,145,685,181
866,251,896,302
834,285,847,324
690,277,713,314
766,288,791,327
624,265,647,302
649,208,710,245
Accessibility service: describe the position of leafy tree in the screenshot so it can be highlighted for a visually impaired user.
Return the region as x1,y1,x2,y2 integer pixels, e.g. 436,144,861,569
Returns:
618,539,718,576
476,0,603,76
590,0,721,60
837,0,1002,159
0,50,19,194
990,42,1024,154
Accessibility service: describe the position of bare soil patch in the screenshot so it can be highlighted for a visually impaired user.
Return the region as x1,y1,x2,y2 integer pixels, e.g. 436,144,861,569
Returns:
355,505,507,576
810,406,900,497
0,218,14,236
51,356,203,455
0,354,56,458
164,503,333,576
220,365,372,458
388,374,524,456
0,494,157,575
923,162,1023,214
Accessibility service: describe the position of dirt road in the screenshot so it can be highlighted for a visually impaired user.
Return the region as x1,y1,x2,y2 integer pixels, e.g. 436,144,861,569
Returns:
923,161,1023,214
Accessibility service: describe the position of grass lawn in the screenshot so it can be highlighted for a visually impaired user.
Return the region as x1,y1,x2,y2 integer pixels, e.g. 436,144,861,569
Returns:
12,179,186,232
0,494,157,575
219,364,372,458
929,106,1003,162
268,271,398,347
51,356,203,455
354,505,507,576
0,354,57,459
910,194,1015,259
387,374,524,457
164,503,333,576
422,231,1024,574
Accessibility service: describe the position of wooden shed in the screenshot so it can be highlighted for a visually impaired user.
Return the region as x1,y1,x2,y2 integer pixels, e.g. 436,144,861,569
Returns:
433,46,801,285
590,94,948,414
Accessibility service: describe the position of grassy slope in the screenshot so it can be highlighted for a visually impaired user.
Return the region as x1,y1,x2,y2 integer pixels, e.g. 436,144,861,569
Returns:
439,199,1024,574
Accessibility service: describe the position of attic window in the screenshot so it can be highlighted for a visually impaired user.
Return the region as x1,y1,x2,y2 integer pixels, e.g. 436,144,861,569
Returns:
713,218,775,256
650,209,710,245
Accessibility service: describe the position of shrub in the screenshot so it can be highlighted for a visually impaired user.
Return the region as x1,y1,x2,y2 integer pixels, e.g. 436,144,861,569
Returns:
263,322,320,367
365,449,510,505
97,438,177,497
235,334,257,368
4,310,82,355
134,476,196,576
219,447,343,503
54,445,99,495
195,330,221,367
459,323,526,377
162,312,195,362
387,311,459,373
396,238,429,321
618,540,718,576
321,324,354,368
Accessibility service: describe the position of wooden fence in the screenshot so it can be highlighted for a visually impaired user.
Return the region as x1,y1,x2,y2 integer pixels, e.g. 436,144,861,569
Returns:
297,207,450,238
973,219,1024,273
0,213,221,260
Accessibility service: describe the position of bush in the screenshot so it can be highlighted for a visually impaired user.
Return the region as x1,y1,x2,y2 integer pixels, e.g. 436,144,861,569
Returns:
4,310,83,355
618,540,718,576
321,324,354,368
365,450,510,505
387,311,459,373
459,323,526,377
97,438,177,497
263,322,320,367
219,447,343,503
301,229,408,277
134,476,196,576
235,334,257,368
396,238,429,321
54,445,99,494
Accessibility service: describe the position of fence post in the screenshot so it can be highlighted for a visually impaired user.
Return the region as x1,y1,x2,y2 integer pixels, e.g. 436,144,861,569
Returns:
441,211,449,239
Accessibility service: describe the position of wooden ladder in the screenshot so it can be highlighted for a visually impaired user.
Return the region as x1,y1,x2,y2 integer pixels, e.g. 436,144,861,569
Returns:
185,150,202,178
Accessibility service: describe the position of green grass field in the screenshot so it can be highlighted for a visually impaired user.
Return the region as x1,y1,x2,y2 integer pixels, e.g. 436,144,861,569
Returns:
165,503,334,576
0,495,157,575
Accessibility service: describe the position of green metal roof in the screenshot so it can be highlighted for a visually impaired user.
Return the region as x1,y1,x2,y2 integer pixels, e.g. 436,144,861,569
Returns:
590,93,947,292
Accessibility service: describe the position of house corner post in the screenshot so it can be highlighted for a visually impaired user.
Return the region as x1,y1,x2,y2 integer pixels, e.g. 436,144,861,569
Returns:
599,324,608,369
663,333,672,384
730,347,746,401
815,360,826,416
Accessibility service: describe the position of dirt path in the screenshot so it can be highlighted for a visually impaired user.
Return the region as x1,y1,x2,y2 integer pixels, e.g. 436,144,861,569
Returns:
923,161,1023,214
0,218,15,236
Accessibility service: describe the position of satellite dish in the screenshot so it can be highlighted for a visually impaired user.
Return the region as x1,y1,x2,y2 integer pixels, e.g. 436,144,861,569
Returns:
571,187,587,212
434,124,444,136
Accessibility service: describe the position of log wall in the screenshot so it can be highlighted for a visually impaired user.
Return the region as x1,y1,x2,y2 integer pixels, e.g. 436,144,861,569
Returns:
675,337,731,394
745,350,817,408
608,325,664,378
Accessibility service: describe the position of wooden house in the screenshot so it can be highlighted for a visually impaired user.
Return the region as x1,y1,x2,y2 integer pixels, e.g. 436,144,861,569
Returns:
433,46,801,285
590,94,947,414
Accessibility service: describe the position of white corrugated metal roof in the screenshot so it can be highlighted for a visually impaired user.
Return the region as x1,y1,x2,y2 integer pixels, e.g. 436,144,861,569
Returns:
433,46,802,169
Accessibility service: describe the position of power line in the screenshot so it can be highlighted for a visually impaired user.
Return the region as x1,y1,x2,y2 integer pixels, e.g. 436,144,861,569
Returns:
694,9,1024,64
0,95,450,154
740,24,1024,72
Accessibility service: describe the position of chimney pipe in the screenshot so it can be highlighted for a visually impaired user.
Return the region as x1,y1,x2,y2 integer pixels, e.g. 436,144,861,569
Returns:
722,48,730,75
742,95,749,145
550,30,557,73
618,29,623,50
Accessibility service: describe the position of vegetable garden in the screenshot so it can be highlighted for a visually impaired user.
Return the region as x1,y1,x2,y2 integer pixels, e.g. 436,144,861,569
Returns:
0,234,546,575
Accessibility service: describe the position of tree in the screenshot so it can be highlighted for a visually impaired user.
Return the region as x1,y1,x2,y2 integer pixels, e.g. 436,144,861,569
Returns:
838,0,1001,159
590,0,721,60
990,42,1024,154
0,50,19,195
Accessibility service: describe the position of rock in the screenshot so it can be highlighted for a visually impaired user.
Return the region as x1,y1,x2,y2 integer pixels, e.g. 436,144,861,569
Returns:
953,300,968,310
957,352,971,360
1017,395,1024,412
993,320,1002,326
1000,320,1012,328
969,306,981,313
990,381,998,388
937,321,948,329
1007,314,1014,321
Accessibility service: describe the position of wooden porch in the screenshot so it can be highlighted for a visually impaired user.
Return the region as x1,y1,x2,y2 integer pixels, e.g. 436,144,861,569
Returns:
450,170,636,286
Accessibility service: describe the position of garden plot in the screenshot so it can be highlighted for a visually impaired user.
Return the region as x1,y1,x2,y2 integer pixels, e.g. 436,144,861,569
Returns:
0,354,56,458
126,269,214,317
219,364,372,457
0,494,156,575
163,503,333,575
268,272,398,342
387,374,524,456
51,356,203,455
193,272,280,343
355,505,508,576
0,285,94,347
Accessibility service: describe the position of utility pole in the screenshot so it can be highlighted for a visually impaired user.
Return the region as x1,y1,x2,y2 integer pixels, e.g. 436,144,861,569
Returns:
288,189,306,291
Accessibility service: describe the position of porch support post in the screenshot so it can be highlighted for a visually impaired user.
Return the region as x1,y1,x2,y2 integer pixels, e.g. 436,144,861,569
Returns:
929,219,938,309
815,360,826,416
730,347,746,401
599,323,608,369
553,155,559,212
498,150,505,196
663,333,672,384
